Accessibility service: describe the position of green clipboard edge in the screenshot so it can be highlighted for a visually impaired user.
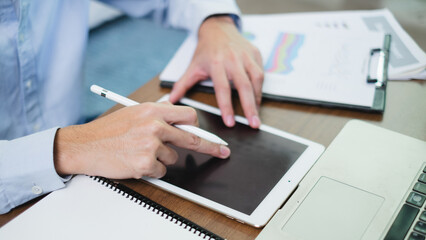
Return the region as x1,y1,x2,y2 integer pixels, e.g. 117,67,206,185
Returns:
160,34,391,113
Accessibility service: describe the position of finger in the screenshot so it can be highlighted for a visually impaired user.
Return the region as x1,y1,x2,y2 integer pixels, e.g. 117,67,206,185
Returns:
230,64,261,129
125,153,166,179
252,47,263,68
156,143,178,166
210,64,235,127
163,105,199,126
169,64,207,103
137,103,199,126
244,57,264,107
159,101,173,106
144,158,167,178
160,124,231,159
169,70,194,104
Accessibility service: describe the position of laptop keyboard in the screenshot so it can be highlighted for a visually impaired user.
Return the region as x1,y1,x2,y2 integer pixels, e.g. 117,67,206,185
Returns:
385,165,426,240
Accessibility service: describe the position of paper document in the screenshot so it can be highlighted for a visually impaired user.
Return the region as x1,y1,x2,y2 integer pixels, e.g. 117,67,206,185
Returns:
240,9,426,79
161,14,390,107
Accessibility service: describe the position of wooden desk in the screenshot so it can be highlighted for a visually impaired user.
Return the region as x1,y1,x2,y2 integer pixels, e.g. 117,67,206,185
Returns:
106,75,426,240
1,1,425,239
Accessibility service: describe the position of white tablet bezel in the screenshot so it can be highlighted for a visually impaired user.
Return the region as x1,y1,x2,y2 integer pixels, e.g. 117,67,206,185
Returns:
142,95,324,227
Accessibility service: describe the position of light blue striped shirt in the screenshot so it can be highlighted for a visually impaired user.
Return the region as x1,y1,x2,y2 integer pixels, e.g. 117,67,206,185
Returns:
0,0,240,214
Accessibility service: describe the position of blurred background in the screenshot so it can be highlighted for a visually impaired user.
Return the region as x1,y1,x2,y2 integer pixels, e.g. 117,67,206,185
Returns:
83,0,425,121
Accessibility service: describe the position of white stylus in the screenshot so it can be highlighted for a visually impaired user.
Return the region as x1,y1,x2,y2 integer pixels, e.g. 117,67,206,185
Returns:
90,85,228,146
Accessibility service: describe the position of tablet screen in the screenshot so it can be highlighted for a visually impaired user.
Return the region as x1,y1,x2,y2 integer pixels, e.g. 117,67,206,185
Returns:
162,103,308,215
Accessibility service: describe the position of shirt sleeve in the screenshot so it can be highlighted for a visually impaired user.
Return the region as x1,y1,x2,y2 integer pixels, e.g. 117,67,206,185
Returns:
0,128,70,214
98,0,241,34
166,0,241,34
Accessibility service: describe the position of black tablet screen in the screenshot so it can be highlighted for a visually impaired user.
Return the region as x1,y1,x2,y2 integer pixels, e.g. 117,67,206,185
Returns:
161,103,307,215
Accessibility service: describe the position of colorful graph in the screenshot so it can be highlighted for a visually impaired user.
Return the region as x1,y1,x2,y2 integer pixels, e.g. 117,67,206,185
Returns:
264,33,305,75
243,31,256,41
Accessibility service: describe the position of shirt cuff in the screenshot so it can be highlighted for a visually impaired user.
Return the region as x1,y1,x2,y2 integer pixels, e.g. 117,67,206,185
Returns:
167,0,241,35
204,13,242,31
0,127,68,214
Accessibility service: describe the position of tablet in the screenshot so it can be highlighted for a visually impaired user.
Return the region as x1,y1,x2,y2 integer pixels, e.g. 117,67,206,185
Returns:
143,95,324,227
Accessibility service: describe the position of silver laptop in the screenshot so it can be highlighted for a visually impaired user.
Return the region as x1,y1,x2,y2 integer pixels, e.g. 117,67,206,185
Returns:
257,120,426,240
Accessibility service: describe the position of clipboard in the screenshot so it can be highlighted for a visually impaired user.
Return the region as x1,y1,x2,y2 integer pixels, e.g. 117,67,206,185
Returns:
160,34,391,113
261,34,391,113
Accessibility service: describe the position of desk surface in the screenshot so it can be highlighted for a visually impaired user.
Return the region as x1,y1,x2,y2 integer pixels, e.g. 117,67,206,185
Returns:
1,1,425,239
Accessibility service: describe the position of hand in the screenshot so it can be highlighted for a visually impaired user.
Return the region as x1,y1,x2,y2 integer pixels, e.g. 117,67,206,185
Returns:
169,16,264,129
53,102,231,179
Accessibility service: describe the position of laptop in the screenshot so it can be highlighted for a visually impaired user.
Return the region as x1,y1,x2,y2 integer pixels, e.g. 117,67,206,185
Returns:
256,120,426,240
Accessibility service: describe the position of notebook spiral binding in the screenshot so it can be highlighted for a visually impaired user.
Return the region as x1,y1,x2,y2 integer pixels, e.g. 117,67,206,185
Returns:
90,176,225,240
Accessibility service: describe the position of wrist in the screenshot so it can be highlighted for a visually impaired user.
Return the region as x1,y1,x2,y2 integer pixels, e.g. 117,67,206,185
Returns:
53,125,86,176
199,15,236,38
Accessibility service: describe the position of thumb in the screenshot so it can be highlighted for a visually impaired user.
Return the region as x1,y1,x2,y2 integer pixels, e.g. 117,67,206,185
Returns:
169,64,205,103
169,79,188,104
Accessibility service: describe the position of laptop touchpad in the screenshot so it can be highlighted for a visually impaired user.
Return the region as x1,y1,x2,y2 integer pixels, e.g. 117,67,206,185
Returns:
281,177,384,240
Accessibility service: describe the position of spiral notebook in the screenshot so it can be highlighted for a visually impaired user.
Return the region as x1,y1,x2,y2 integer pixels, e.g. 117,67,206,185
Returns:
0,175,223,240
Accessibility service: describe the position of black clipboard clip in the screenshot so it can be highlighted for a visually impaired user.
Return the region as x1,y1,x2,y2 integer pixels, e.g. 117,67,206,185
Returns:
366,34,391,88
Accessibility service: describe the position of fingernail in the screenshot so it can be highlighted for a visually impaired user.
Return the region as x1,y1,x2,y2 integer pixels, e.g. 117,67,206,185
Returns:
250,115,261,128
225,115,235,127
220,145,231,158
168,93,176,103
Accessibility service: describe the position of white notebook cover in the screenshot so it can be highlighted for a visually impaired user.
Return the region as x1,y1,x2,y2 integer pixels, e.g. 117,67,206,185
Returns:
0,175,220,240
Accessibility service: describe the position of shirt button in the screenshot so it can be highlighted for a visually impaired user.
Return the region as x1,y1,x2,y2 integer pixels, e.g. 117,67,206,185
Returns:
25,80,32,89
32,186,43,195
33,123,41,132
19,33,24,42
